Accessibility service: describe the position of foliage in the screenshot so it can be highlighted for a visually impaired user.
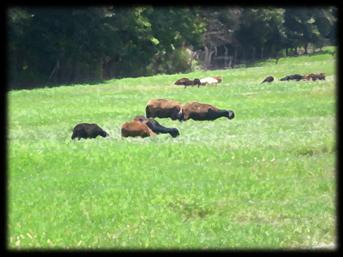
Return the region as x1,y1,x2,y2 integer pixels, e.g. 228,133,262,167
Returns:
147,47,194,74
7,7,337,89
283,7,336,53
234,8,286,59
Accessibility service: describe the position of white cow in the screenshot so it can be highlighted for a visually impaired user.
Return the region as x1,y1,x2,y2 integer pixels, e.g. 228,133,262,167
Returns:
200,77,221,85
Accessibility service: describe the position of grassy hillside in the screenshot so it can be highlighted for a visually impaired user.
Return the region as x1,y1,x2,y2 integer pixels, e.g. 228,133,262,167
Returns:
7,48,336,249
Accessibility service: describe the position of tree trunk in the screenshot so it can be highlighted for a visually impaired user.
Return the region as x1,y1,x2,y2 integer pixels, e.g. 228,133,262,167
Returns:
208,49,215,69
98,57,104,81
66,58,75,84
241,47,246,64
46,59,60,84
189,51,197,68
204,46,209,70
260,47,264,59
224,46,228,67
304,43,308,55
233,47,237,67
228,56,232,68
204,46,215,70
213,46,218,69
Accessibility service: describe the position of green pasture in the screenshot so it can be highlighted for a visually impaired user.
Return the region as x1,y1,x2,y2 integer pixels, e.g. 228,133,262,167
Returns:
7,48,336,249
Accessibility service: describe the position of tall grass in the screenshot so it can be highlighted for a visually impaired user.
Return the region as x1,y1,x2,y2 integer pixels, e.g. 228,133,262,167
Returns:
7,49,336,249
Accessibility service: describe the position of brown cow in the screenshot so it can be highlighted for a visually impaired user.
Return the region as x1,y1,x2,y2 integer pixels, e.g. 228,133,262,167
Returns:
121,120,155,138
175,78,191,85
261,76,274,84
145,99,183,120
180,102,235,121
213,76,222,83
304,73,326,81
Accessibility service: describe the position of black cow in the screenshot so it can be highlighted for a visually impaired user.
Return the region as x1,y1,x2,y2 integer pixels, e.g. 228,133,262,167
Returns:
133,115,180,138
175,78,201,88
71,123,109,140
175,78,191,85
280,74,304,81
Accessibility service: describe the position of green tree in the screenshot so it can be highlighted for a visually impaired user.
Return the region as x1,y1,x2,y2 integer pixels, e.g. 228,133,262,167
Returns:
234,8,285,61
145,7,206,74
283,7,332,55
197,7,242,68
7,7,337,89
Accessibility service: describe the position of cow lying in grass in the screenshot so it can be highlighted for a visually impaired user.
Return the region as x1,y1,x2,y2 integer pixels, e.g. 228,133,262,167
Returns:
200,76,222,85
121,115,180,138
71,123,109,140
304,73,326,81
261,76,274,84
179,102,235,121
280,74,304,81
174,78,201,88
146,99,183,120
175,78,191,85
184,78,201,88
213,76,222,83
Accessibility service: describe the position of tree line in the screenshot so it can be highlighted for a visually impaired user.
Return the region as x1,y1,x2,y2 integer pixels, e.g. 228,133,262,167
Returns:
7,6,336,89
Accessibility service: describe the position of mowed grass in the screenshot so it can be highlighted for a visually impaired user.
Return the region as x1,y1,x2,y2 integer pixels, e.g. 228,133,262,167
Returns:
7,48,336,249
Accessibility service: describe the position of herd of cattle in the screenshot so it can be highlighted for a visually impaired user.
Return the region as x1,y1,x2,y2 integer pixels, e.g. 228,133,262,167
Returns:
71,99,235,140
261,72,326,83
71,72,325,140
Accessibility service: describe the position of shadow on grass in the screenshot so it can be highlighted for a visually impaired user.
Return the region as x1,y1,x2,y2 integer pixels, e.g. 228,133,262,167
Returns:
295,144,335,157
8,78,108,91
167,198,215,221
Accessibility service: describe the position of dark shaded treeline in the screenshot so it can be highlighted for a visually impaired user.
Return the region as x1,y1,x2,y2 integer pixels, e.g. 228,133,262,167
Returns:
7,6,336,89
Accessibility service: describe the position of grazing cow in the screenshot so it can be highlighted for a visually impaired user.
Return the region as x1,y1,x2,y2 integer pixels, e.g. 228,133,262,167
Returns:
179,102,235,121
200,77,220,85
133,115,180,137
280,74,304,81
146,99,183,120
193,78,202,87
261,76,274,84
175,78,191,85
183,78,201,88
175,78,201,87
121,120,155,138
71,123,109,140
316,73,326,80
304,73,315,81
213,76,222,83
304,73,326,81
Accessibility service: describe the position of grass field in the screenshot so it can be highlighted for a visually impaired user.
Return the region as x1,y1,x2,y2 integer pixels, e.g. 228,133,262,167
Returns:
7,47,336,249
